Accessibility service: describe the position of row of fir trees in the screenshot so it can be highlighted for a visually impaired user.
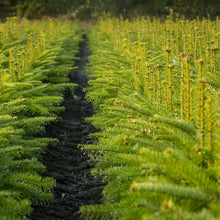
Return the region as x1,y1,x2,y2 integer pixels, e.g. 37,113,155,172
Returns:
0,17,82,219
80,16,220,219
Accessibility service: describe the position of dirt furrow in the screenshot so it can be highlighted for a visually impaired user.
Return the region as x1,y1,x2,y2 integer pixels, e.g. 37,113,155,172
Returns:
31,36,103,220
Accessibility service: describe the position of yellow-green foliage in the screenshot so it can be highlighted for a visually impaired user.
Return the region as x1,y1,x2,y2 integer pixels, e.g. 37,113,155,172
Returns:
81,17,220,219
0,17,82,219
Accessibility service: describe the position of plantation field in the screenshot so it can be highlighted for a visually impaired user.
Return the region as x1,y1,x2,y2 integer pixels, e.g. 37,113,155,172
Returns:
1,16,220,220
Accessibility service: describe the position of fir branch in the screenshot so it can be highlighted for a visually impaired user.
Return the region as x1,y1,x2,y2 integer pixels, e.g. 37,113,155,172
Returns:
130,179,213,202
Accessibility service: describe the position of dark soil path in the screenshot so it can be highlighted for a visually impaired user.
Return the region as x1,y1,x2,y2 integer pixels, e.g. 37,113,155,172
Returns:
31,37,103,220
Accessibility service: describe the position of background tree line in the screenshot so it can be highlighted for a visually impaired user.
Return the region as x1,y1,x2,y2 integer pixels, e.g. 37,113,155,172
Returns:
0,0,220,20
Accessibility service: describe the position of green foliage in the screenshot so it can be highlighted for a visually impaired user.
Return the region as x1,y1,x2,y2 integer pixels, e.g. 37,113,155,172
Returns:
80,17,220,219
0,18,83,219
